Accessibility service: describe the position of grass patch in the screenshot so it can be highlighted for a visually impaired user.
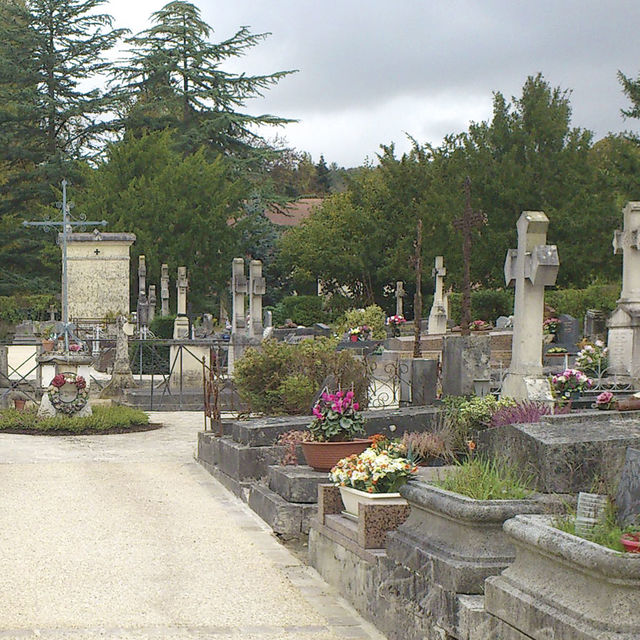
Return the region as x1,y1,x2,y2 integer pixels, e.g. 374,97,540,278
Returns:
0,405,152,435
436,456,534,500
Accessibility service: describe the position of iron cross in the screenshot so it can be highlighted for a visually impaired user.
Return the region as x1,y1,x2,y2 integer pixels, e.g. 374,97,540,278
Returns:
453,176,487,336
22,179,107,349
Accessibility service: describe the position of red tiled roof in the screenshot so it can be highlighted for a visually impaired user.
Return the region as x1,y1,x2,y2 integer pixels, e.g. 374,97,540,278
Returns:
266,197,324,227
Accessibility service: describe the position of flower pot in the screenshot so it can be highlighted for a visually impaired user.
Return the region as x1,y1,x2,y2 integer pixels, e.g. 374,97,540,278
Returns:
339,485,406,517
13,398,26,411
621,532,640,553
41,339,54,352
616,397,640,411
301,439,372,472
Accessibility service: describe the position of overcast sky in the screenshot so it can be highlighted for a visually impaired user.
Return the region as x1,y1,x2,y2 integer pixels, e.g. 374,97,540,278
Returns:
105,0,640,167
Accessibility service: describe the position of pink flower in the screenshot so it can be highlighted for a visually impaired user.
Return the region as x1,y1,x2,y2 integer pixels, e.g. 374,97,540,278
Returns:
353,402,359,411
345,390,354,400
51,374,65,388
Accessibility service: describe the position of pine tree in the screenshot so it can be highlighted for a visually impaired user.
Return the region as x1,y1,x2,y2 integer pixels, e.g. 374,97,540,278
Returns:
113,1,295,158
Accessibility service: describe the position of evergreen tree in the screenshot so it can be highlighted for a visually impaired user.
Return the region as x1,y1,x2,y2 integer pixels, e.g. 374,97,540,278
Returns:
113,1,295,159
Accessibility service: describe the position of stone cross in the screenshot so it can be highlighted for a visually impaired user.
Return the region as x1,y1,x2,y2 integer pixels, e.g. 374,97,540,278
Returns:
160,263,170,316
137,255,149,327
453,177,487,336
428,256,447,334
395,281,405,317
148,285,157,324
613,202,640,304
173,267,189,338
249,260,266,339
502,211,559,401
231,257,247,333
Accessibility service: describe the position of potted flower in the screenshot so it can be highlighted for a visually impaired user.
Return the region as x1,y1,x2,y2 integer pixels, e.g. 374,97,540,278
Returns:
329,435,417,516
621,532,640,553
595,391,615,411
301,390,371,471
575,340,608,378
543,317,559,334
386,314,406,337
469,319,492,332
41,327,56,352
348,325,371,342
550,368,592,403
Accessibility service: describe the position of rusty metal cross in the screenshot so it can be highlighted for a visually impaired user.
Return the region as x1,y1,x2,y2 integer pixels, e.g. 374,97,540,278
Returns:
453,176,487,336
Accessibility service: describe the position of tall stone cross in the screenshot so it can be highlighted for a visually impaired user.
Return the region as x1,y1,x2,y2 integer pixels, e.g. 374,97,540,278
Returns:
160,264,170,316
137,255,149,327
428,256,447,335
502,211,559,401
231,258,248,334
22,179,106,350
453,177,487,336
173,266,189,338
249,260,266,339
613,202,640,304
395,281,405,316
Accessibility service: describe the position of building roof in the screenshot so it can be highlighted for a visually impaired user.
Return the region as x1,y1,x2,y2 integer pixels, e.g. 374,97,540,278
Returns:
266,197,323,227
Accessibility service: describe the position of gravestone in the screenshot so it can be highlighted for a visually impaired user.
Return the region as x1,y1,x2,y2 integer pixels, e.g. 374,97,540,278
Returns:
172,266,189,338
608,202,640,379
441,334,491,397
160,263,170,316
148,285,156,324
395,281,405,317
616,447,640,527
555,314,580,352
249,259,265,339
427,256,447,335
136,255,149,328
411,359,438,405
231,257,247,333
584,309,607,343
100,314,136,399
502,211,559,402
495,316,513,330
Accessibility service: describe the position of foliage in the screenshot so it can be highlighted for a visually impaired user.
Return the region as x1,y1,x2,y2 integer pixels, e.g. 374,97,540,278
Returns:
276,429,313,465
0,405,149,433
336,305,386,339
448,290,514,325
0,294,58,324
149,315,176,339
276,374,317,415
329,436,417,493
575,340,609,377
309,389,365,442
442,395,516,450
546,282,620,319
437,456,534,500
402,428,455,464
233,338,369,415
490,400,571,427
81,131,245,312
272,295,327,327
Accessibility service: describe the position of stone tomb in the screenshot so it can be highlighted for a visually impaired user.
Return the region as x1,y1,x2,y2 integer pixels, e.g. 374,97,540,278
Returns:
62,230,135,320
616,447,640,527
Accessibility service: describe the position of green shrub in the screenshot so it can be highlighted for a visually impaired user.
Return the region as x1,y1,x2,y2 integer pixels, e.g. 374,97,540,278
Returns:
272,295,327,327
0,405,149,433
234,337,370,415
448,290,513,325
149,315,176,339
437,456,533,500
336,304,386,339
0,294,58,324
546,282,619,319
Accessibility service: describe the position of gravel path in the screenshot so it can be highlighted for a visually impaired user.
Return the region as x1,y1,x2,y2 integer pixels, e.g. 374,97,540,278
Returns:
0,412,384,640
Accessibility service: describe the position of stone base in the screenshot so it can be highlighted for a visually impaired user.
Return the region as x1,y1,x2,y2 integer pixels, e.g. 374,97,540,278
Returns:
501,372,554,403
247,484,316,537
37,392,92,418
268,465,327,503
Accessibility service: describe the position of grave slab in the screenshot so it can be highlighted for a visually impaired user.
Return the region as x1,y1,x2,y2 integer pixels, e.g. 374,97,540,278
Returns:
616,447,640,527
268,465,328,503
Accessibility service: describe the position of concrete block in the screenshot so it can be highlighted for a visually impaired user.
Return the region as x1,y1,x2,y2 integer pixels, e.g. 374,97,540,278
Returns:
268,465,328,503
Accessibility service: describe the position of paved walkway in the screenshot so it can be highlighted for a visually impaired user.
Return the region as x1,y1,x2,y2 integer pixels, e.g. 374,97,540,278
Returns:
0,412,385,640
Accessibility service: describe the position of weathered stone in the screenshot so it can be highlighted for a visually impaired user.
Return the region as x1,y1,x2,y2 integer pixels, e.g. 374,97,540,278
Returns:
478,412,640,493
410,358,437,405
485,514,640,640
441,334,491,396
555,313,581,351
388,479,559,594
247,484,316,537
616,447,640,527
268,465,328,503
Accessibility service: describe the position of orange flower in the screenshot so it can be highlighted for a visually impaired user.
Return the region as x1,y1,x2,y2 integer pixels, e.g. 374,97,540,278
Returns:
467,440,476,451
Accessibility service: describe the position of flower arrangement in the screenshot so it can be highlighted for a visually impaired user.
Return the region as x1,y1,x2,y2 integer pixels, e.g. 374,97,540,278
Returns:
550,368,593,399
546,346,567,354
469,319,491,331
575,340,608,377
595,391,615,410
543,317,560,334
348,325,371,341
386,314,406,337
309,389,366,442
48,372,89,415
329,435,417,493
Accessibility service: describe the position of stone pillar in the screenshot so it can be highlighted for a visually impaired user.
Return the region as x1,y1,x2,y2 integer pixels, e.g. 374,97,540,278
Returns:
428,256,447,335
148,285,157,324
160,263,170,317
0,346,8,389
395,281,405,317
502,211,559,401
608,202,640,379
100,315,136,398
231,258,247,334
249,260,265,339
173,266,189,339
137,255,149,327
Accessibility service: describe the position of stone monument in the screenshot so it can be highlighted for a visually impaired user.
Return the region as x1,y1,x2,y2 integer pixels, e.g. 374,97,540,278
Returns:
148,285,157,324
395,281,405,317
502,211,559,402
160,263,170,317
100,315,137,399
173,266,189,339
137,255,149,328
249,260,265,339
427,256,447,335
608,202,640,380
231,257,247,333
63,229,136,320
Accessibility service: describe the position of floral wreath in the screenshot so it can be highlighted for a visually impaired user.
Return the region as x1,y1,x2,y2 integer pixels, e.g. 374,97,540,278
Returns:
48,372,88,415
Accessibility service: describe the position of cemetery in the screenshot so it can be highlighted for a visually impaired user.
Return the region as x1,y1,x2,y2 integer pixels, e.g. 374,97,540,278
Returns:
3,3,640,637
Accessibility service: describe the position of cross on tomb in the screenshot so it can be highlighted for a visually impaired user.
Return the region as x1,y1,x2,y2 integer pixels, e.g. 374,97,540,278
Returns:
452,177,487,336
94,248,100,255
22,179,107,350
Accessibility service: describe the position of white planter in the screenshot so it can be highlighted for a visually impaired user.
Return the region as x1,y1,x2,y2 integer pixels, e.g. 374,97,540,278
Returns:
339,486,406,517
